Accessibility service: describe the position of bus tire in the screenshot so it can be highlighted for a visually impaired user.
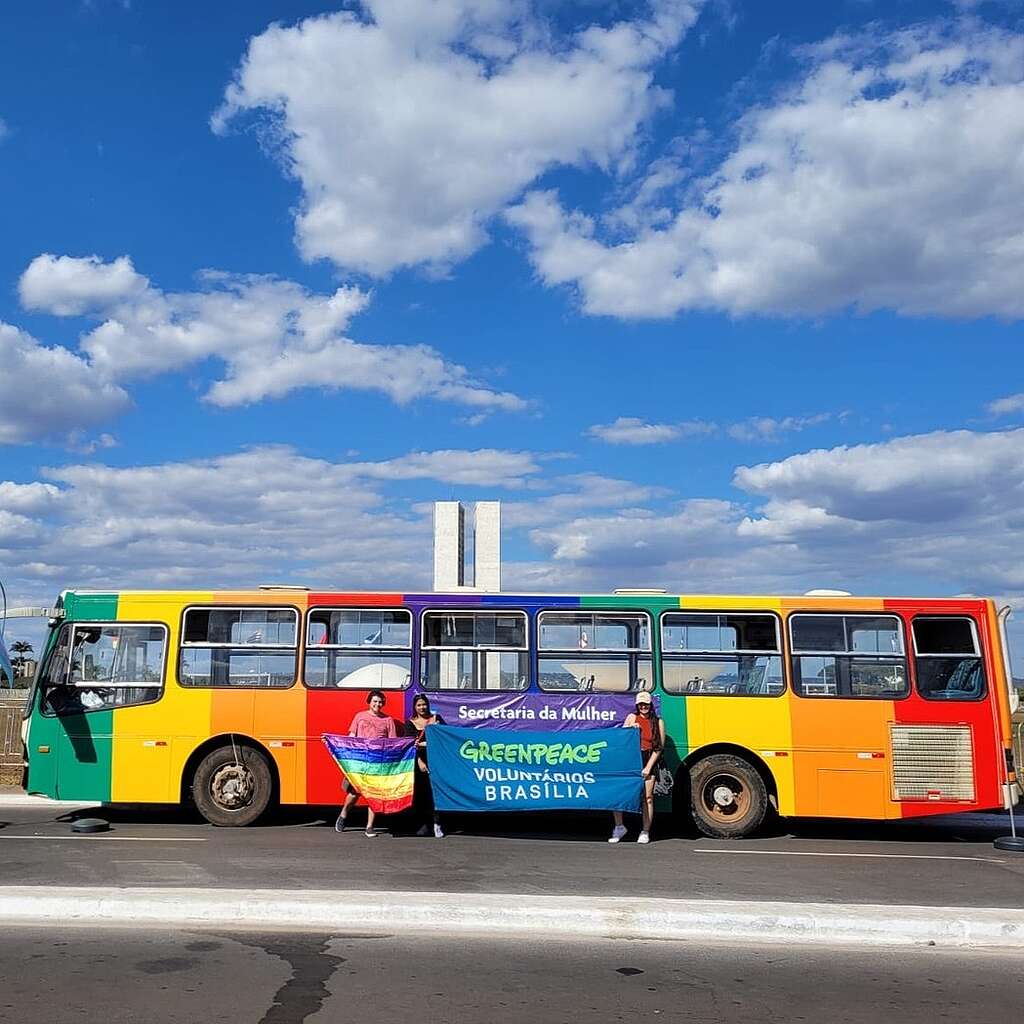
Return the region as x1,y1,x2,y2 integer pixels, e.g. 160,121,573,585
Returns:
192,744,273,827
689,753,767,839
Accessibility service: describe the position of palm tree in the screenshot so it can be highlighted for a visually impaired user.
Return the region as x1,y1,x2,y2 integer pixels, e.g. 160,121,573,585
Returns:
10,640,33,678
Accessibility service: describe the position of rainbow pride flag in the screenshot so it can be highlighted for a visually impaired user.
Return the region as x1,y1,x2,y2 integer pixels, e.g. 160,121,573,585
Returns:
322,734,417,814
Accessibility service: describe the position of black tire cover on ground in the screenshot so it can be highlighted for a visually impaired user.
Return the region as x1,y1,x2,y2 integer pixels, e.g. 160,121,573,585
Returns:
71,817,110,834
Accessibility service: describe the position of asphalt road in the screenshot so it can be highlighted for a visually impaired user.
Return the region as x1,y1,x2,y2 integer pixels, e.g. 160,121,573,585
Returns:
1,925,1021,1024
2,797,1023,907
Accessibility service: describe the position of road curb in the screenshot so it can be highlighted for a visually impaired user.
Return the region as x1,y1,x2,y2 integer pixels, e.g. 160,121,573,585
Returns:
0,795,99,808
0,886,1022,948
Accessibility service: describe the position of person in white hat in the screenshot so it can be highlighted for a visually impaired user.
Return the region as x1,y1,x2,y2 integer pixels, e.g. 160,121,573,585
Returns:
609,689,665,845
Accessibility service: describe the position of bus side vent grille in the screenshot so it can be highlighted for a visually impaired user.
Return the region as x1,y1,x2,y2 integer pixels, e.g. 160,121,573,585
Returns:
890,725,975,802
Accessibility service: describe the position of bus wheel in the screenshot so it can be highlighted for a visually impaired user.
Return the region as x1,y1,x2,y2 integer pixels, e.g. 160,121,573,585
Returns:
192,744,273,827
689,754,767,839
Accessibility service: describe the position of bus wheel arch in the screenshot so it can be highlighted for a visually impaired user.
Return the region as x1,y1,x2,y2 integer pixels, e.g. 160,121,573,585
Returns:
675,743,777,839
181,735,279,827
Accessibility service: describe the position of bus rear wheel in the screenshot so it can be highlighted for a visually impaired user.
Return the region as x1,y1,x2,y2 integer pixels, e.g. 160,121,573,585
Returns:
192,744,273,827
689,753,767,839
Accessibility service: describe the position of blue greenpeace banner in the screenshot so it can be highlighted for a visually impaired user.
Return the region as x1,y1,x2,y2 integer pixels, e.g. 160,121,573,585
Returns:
425,725,643,813
425,691,659,731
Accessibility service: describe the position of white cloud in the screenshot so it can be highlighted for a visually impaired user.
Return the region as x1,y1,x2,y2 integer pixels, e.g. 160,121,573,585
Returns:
510,21,1024,319
214,0,702,275
6,429,1024,663
0,510,47,550
0,446,544,601
727,413,832,442
19,254,148,316
17,255,527,413
502,472,672,529
728,428,1024,600
0,449,679,638
0,322,131,444
521,427,1024,613
587,413,834,444
0,482,62,516
14,449,423,591
529,497,737,566
989,392,1024,416
587,416,716,444
65,432,118,455
205,336,526,411
733,428,1024,524
350,449,542,488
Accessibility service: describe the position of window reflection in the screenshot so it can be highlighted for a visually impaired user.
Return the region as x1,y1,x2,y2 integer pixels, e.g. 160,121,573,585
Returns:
913,617,985,701
790,614,908,699
180,607,297,689
537,612,651,693
42,623,166,715
661,614,783,697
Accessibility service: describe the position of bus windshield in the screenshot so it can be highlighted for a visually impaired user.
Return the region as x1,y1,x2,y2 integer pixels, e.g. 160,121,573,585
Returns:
21,620,64,720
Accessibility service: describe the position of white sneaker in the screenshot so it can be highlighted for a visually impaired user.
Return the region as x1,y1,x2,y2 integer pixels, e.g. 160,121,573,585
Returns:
608,824,627,844
433,823,445,839
364,828,378,838
637,831,650,845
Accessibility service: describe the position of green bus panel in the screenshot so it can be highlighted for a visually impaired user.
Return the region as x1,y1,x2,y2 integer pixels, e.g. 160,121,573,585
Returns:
28,593,118,801
579,595,685,809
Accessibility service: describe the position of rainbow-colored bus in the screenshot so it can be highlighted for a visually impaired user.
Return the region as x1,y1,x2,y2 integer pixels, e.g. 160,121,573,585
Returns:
20,586,1020,836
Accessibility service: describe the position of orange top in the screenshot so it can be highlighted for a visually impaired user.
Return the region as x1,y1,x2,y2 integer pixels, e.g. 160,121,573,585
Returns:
637,714,660,753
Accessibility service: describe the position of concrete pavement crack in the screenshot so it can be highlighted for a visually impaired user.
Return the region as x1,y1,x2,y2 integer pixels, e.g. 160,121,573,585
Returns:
214,933,346,1024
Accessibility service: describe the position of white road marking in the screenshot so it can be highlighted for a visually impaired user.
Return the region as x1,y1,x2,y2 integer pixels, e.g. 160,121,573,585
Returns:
0,835,206,843
693,848,1001,863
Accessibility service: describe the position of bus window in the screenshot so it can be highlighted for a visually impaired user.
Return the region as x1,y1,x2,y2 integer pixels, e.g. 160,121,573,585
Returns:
913,617,986,701
305,608,412,689
790,614,907,699
661,613,783,696
538,611,651,693
420,610,528,691
42,623,166,715
179,607,298,688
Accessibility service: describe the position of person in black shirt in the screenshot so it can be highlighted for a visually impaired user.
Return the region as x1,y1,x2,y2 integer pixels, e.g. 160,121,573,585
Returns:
405,693,445,838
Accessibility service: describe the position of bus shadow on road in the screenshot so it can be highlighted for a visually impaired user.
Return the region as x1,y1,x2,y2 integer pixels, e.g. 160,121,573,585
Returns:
770,812,1011,845
53,803,1016,849
62,803,204,827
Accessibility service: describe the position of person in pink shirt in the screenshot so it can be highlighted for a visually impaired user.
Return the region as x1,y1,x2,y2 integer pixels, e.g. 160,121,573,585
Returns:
335,689,397,837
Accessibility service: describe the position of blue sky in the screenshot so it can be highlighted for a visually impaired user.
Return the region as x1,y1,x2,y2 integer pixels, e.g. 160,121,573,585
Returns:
1,0,1023,664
